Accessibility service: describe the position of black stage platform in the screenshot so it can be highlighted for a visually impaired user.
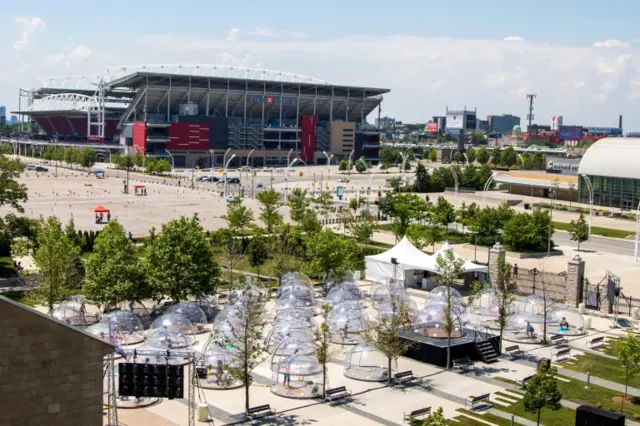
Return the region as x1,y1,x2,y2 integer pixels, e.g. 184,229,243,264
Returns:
399,325,500,368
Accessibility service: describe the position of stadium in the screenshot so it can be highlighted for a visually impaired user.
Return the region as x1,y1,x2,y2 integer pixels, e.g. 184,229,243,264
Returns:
13,65,389,168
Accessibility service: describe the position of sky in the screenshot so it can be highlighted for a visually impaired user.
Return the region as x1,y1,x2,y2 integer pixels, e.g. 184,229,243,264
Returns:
1,0,639,130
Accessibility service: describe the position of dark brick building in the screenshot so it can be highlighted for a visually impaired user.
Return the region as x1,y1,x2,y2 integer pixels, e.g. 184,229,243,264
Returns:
0,296,113,426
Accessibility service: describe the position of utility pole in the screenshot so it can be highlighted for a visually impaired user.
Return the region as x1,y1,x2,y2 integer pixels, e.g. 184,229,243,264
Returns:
526,94,536,137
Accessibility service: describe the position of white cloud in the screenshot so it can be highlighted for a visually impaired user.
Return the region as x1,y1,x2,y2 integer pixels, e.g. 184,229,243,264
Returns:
252,27,275,37
13,16,45,51
593,39,630,48
504,36,524,42
226,28,240,41
249,26,308,39
0,71,9,82
44,44,93,68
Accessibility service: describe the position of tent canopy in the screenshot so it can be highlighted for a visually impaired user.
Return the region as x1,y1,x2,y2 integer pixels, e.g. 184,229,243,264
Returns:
432,242,488,274
364,237,434,282
93,205,110,213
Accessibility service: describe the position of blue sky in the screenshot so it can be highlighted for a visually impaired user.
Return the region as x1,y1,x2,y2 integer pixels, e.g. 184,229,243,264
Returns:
1,0,639,129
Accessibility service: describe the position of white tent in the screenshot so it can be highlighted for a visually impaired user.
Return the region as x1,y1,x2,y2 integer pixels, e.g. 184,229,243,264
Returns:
431,242,489,274
364,237,434,283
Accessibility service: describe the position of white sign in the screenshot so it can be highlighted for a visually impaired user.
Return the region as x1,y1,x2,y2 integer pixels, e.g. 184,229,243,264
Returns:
446,114,463,129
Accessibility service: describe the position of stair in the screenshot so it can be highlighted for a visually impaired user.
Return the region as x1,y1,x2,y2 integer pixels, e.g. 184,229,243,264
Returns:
476,340,499,363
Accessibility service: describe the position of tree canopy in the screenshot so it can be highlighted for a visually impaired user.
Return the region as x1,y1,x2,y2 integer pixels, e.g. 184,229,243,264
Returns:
255,189,283,233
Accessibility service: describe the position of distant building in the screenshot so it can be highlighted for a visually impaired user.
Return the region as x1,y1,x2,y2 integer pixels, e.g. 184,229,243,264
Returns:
488,114,520,132
0,106,6,126
10,115,18,124
375,116,396,127
445,108,476,132
476,119,490,132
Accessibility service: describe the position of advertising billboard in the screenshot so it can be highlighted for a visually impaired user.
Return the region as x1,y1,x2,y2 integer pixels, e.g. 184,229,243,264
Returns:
558,125,583,141
587,127,622,135
425,121,438,132
446,114,463,129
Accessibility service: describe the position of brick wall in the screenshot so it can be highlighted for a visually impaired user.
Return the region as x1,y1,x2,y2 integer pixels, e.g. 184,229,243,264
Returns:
0,298,113,426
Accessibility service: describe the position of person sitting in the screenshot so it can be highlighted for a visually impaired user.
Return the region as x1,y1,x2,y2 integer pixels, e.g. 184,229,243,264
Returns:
526,321,535,338
560,317,570,330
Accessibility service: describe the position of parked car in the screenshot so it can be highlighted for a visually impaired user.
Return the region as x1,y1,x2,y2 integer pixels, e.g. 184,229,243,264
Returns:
26,165,36,171
225,195,237,202
339,178,349,183
35,166,48,172
226,177,241,184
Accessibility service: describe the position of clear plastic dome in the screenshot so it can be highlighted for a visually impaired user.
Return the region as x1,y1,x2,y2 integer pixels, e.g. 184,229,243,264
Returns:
271,336,316,356
184,297,219,323
276,292,315,312
377,299,418,324
281,272,312,287
274,308,316,329
328,301,363,320
429,286,462,300
51,302,98,327
344,343,395,382
415,299,467,326
329,309,369,345
266,324,315,354
278,284,316,305
548,305,586,336
87,311,145,345
169,303,209,333
270,354,323,399
136,328,193,365
517,294,555,314
325,286,360,307
371,284,409,307
326,278,361,297
149,314,194,335
502,311,549,343
228,281,267,304
197,340,242,389
212,315,245,347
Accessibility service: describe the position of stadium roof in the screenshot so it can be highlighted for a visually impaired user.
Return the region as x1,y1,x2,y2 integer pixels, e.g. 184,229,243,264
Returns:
578,137,640,180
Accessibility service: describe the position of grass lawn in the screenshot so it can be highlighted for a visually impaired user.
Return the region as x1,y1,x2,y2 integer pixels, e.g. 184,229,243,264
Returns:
0,256,18,278
1,290,32,306
553,222,634,239
457,409,520,426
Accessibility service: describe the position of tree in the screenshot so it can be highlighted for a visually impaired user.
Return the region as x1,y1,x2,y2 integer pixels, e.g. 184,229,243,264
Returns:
300,209,322,234
476,147,489,165
84,220,147,311
523,363,562,426
268,225,302,284
490,146,502,166
501,146,517,169
452,152,463,163
255,189,283,233
613,332,640,413
287,188,309,224
31,216,82,314
225,197,254,235
345,209,376,244
63,216,83,249
78,147,97,169
502,208,552,253
428,148,437,162
456,201,480,234
305,229,359,283
532,152,546,170
492,256,517,352
362,296,410,384
406,223,438,252
435,248,464,369
315,304,336,399
569,212,589,251
466,148,476,163
419,407,447,426
144,215,220,302
355,157,368,173
433,196,456,234
413,162,430,193
312,192,334,219
379,193,427,241
470,131,486,144
0,149,28,212
247,234,269,279
348,197,365,213
221,278,268,421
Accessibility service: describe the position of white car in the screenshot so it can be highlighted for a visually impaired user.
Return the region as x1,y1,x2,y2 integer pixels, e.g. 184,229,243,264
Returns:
225,195,237,202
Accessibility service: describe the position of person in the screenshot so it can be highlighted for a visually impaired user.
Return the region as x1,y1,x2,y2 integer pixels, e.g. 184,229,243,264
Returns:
341,324,349,342
526,321,535,338
513,264,518,278
560,317,569,330
283,360,292,387
214,359,224,385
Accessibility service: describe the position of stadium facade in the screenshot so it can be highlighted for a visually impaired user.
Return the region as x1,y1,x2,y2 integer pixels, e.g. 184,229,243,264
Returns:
14,65,388,168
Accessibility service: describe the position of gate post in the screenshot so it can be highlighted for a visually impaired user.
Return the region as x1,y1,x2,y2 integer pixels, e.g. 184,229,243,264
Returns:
488,242,505,286
566,254,585,307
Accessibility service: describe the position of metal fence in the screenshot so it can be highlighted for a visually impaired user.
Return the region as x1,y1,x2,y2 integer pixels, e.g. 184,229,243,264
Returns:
513,267,568,302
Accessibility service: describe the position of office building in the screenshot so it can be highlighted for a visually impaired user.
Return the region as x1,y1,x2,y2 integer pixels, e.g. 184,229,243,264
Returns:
488,114,520,132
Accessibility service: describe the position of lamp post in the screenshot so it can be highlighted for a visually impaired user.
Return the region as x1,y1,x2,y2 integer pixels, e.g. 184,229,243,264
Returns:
348,149,355,176
547,188,557,257
285,157,300,203
208,149,214,169
449,165,459,207
634,201,640,263
223,154,236,198
246,148,255,178
164,150,175,173
581,174,594,235
367,171,374,207
222,148,231,170
322,151,334,185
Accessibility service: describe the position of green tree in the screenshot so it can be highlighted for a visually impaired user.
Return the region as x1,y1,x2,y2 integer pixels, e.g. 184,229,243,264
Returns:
315,305,336,399
435,248,464,369
502,208,551,253
0,149,28,212
533,152,546,170
569,212,589,251
247,234,269,278
490,146,502,166
452,152,463,163
434,196,456,234
312,192,334,219
379,147,401,167
31,216,82,314
288,188,309,224
471,131,486,144
222,278,268,421
63,216,83,249
523,363,562,426
419,407,447,426
379,193,428,240
456,201,480,233
428,148,437,162
255,189,283,233
355,157,368,173
413,162,430,193
225,197,254,235
475,147,489,165
613,332,640,413
522,152,534,170
84,220,147,311
406,223,437,252
362,297,410,384
501,146,517,169
338,160,348,172
492,256,518,352
466,148,476,163
305,229,359,282
300,209,322,234
345,209,376,244
144,215,220,302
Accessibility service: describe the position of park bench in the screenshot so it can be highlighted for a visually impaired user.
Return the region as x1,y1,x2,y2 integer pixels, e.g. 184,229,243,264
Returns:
517,374,535,389
554,347,571,362
452,357,474,372
465,393,492,411
403,407,431,423
394,370,418,385
587,336,605,350
550,334,567,345
324,386,352,404
246,404,276,422
504,345,524,358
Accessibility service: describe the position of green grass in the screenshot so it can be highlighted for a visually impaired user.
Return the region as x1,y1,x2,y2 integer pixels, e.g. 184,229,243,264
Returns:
0,256,18,278
457,409,521,426
553,221,634,239
1,290,32,306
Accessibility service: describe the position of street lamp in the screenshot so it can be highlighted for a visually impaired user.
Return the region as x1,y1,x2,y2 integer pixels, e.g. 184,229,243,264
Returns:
581,174,594,235
348,149,355,176
367,171,375,207
223,154,236,198
448,165,459,207
246,148,256,178
164,150,175,173
285,157,300,202
322,151,334,167
222,148,231,172
547,188,557,257
634,201,640,263
208,149,214,169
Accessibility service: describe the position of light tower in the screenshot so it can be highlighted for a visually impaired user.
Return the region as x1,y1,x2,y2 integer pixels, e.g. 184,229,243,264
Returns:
526,94,536,136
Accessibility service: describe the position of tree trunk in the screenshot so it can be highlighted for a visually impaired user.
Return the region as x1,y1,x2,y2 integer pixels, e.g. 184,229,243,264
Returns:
322,365,327,399
499,325,504,353
388,357,393,384
537,409,541,426
447,334,451,369
622,370,628,413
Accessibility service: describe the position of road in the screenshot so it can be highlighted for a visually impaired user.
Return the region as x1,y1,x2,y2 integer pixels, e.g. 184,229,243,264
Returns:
553,230,636,256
